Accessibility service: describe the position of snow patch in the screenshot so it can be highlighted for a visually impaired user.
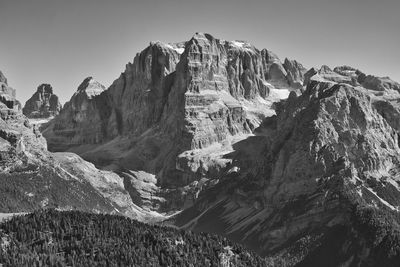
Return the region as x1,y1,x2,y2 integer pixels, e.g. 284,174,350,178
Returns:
174,47,184,54
230,40,254,52
231,41,245,48
227,166,240,174
165,43,185,54
28,117,53,126
85,88,104,99
270,88,291,100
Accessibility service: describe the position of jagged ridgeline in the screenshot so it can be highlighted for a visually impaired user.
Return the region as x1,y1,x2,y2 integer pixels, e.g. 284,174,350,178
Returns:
0,71,156,220
0,210,270,266
22,84,62,119
2,31,400,267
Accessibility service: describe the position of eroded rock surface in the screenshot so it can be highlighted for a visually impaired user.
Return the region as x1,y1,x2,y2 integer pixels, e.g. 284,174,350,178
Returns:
0,71,167,221
22,84,62,118
174,72,400,265
43,34,306,211
7,33,400,265
0,71,20,113
42,77,106,151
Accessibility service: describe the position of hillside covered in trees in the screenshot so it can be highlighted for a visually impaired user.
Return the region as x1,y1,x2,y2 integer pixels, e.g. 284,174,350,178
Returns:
0,210,271,266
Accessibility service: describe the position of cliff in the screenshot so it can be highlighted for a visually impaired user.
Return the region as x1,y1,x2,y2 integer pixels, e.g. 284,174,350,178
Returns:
22,84,62,118
174,69,400,265
0,71,162,221
42,33,307,212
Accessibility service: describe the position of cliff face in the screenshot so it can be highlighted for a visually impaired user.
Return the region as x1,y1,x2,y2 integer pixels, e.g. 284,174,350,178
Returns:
174,71,400,265
0,71,162,221
42,77,107,151
22,84,62,118
0,71,20,112
43,33,306,198
6,32,400,265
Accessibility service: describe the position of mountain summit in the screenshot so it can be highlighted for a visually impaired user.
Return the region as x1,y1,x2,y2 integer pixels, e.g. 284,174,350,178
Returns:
22,84,62,118
4,33,400,266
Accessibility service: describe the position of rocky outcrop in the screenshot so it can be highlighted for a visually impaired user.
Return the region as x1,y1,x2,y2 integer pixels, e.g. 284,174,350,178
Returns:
304,65,400,94
283,58,307,89
174,76,400,265
0,71,20,112
6,33,400,265
0,71,163,221
43,33,306,198
359,74,400,92
42,77,106,151
22,84,62,118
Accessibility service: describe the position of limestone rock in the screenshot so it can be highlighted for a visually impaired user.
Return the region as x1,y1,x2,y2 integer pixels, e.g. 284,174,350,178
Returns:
43,33,305,194
0,71,161,221
359,74,400,92
41,77,106,151
283,58,307,89
174,77,400,265
0,70,7,84
0,71,19,112
22,84,62,118
304,64,400,95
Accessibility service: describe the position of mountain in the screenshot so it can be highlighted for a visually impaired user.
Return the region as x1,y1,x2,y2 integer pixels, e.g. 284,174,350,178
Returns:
173,65,400,265
22,84,62,119
42,33,400,265
4,32,400,265
42,32,307,213
0,71,165,221
0,209,270,266
41,77,106,151
0,71,20,112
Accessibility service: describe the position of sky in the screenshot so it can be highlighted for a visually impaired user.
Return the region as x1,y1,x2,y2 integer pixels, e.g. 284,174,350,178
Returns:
0,0,399,104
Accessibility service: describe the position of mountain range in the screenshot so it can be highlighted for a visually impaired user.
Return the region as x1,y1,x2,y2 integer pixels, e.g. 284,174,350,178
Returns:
2,32,400,266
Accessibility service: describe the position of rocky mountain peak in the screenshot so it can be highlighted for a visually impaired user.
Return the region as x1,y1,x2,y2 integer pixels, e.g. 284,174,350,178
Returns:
22,83,61,118
36,83,53,94
76,76,105,99
283,58,307,89
302,64,400,94
175,71,400,263
319,64,333,73
191,32,215,42
43,33,309,190
0,72,147,219
4,32,400,265
0,71,19,112
0,70,8,84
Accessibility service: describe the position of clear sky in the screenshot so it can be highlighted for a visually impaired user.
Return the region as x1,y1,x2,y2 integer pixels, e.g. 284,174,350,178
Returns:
0,0,399,104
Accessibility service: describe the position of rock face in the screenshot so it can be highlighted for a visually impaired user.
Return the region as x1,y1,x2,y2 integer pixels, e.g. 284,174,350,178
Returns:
42,77,106,151
0,71,20,112
7,33,400,265
174,69,400,265
306,64,400,94
43,33,307,212
0,71,162,221
22,84,62,118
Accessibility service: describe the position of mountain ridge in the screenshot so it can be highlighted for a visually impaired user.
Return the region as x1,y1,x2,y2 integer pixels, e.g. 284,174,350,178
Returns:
22,84,62,119
3,32,400,266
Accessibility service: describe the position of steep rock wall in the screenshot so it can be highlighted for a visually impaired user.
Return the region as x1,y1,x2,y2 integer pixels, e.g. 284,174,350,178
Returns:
22,84,61,118
43,33,307,204
174,77,400,264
